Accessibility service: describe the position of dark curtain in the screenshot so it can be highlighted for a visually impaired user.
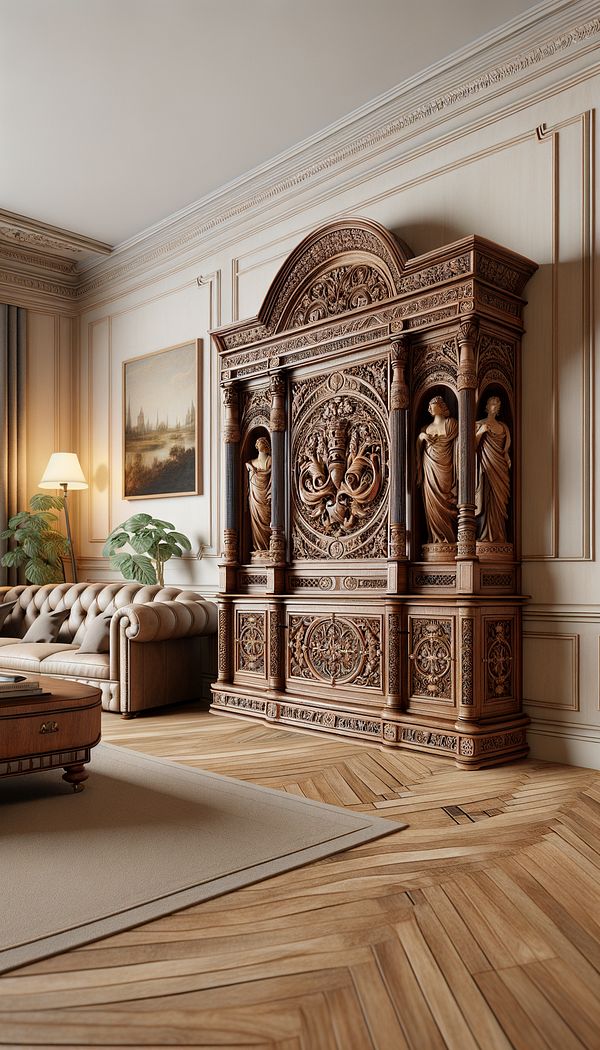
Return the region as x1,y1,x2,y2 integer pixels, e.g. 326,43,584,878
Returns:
0,305,27,586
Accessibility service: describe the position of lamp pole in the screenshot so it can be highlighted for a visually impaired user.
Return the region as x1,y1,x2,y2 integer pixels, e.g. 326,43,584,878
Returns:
60,483,78,583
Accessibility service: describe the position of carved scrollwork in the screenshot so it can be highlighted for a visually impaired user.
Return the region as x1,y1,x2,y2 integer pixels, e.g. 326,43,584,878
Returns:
291,363,389,560
411,339,458,397
477,335,515,395
290,264,391,328
486,620,513,698
240,388,271,434
409,618,453,699
461,619,474,706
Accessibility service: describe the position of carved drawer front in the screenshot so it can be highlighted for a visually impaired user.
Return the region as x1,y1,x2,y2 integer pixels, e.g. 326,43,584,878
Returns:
483,615,515,703
287,612,383,694
408,613,456,705
235,611,267,678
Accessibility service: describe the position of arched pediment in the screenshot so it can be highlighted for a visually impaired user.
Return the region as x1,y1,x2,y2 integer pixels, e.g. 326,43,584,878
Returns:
259,217,412,333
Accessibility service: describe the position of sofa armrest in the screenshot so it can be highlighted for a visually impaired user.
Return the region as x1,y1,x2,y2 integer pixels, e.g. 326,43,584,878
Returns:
113,599,218,643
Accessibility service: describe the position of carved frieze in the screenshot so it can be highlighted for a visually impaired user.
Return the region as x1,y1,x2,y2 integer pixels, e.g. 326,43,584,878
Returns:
236,612,266,675
398,254,471,294
288,613,382,688
409,618,453,700
291,363,389,560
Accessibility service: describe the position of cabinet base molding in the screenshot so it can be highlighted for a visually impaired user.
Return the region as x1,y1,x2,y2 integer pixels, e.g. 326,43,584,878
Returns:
210,688,529,769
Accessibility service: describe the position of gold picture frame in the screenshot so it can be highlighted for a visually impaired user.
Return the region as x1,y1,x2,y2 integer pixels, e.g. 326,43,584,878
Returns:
123,339,202,499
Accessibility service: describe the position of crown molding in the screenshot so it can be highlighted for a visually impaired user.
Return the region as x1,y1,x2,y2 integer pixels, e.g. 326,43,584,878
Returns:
74,0,600,304
0,209,112,260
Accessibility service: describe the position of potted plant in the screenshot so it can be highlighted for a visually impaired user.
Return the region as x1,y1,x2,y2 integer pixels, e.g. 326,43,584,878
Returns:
0,494,70,584
103,513,192,586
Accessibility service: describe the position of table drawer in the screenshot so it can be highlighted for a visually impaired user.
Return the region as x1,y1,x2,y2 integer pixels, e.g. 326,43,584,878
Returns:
0,701,100,761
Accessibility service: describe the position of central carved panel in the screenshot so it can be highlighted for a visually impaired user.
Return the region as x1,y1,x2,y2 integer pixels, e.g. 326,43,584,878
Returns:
291,362,389,560
290,264,391,328
289,613,381,688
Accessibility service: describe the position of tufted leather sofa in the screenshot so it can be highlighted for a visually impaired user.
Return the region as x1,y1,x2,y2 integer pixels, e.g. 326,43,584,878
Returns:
0,582,217,715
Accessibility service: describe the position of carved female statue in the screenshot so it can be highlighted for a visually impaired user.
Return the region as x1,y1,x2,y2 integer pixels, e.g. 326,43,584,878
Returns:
246,435,272,552
416,396,458,544
475,395,511,543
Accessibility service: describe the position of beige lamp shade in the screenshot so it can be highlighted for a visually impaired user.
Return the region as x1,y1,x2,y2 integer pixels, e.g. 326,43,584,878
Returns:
39,452,88,490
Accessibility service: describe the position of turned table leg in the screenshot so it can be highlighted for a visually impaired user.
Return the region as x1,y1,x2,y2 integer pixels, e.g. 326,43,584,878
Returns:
62,762,89,792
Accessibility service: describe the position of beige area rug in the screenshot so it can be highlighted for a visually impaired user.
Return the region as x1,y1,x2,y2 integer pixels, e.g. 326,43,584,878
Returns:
0,742,404,974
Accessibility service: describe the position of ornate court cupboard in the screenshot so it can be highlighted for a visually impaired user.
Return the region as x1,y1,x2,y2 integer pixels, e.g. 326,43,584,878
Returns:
211,218,537,768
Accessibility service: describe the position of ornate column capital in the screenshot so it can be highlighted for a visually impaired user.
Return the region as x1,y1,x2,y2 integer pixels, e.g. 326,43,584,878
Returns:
457,316,479,391
390,338,409,410
222,384,240,443
269,373,286,432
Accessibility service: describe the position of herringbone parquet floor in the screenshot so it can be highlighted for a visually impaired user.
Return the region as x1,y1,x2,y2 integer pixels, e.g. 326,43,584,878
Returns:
1,703,600,1049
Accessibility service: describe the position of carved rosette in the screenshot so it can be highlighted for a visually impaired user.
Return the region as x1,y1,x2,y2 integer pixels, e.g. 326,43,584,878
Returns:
485,620,513,698
288,614,381,688
236,613,266,675
291,363,389,560
409,618,453,699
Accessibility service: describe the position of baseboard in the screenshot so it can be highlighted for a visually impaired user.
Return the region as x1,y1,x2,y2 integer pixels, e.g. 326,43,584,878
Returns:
527,724,600,770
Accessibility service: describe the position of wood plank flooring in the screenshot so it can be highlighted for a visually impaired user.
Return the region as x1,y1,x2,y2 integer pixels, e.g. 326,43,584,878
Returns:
1,703,600,1048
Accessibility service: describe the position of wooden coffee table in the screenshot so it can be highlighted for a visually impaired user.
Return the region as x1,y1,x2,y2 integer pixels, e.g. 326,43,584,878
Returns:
0,677,101,791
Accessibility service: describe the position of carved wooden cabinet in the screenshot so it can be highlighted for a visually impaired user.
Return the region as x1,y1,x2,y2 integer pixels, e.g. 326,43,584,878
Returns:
211,218,537,768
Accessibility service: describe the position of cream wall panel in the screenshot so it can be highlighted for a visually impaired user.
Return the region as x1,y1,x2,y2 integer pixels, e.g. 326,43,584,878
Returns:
26,311,59,501
86,318,111,547
523,632,579,711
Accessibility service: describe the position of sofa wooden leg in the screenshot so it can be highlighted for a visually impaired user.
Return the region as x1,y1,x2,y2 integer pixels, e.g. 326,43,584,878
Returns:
121,711,136,719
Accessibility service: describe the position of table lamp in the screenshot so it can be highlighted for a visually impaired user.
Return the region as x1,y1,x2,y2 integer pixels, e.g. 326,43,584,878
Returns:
39,452,88,583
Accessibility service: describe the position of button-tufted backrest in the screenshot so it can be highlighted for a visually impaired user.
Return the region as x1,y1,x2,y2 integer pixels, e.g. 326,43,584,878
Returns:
0,582,206,644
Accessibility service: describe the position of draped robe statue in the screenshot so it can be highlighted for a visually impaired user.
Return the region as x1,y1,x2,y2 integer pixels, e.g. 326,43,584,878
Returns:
416,396,458,544
475,396,511,542
246,436,272,552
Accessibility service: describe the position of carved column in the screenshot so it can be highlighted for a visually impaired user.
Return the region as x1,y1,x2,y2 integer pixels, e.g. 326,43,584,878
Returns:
220,385,240,591
456,318,479,566
217,600,234,684
268,374,286,565
388,337,409,592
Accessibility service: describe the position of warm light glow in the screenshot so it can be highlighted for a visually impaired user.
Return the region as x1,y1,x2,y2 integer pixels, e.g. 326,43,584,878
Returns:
39,452,88,490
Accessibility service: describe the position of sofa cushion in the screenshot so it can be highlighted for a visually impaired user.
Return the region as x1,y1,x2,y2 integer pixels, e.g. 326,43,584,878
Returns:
40,651,110,680
0,643,79,672
22,609,71,643
0,600,16,630
77,610,112,654
0,636,22,647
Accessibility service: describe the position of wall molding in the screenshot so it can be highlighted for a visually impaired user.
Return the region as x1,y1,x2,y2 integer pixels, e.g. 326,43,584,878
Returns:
74,1,600,304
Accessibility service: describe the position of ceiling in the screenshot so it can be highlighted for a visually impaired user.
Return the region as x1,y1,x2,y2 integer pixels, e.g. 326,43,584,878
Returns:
1,0,544,247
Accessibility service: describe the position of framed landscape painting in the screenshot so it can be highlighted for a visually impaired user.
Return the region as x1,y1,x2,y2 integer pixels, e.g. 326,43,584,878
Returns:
123,339,202,499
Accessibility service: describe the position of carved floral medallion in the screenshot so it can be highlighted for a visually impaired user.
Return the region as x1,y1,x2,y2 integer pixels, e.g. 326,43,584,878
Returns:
409,618,453,699
289,613,381,688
